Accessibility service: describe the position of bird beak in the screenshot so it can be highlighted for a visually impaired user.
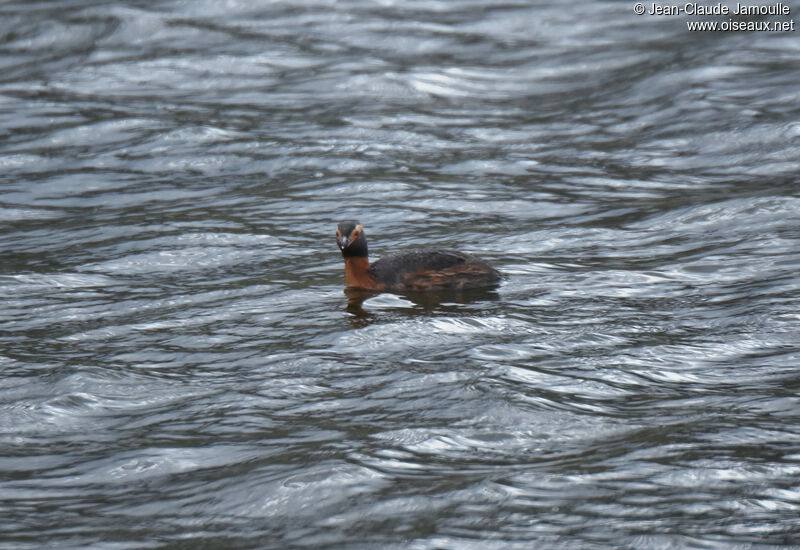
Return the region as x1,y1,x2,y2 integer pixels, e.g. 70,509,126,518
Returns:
337,235,349,250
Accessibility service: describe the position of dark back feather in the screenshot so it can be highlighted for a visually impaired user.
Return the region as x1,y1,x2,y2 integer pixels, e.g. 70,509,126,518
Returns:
369,249,489,287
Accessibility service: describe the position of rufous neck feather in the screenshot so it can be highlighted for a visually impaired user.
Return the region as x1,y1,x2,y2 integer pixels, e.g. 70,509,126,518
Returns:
344,257,381,290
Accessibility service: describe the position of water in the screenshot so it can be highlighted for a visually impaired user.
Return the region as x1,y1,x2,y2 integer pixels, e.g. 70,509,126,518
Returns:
2,1,800,548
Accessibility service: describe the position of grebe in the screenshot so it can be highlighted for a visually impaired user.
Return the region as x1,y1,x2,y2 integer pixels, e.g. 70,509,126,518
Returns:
336,221,501,292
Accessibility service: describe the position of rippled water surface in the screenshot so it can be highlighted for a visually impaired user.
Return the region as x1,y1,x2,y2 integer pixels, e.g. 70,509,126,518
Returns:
2,1,800,548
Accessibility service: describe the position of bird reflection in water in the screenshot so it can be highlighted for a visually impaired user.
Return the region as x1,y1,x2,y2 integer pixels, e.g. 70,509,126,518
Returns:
344,286,501,322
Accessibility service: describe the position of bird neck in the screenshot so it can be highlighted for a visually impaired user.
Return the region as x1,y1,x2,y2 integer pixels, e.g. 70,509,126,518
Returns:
344,256,381,290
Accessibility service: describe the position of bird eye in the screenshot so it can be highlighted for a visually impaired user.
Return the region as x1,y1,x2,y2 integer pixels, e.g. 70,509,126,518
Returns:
351,230,360,239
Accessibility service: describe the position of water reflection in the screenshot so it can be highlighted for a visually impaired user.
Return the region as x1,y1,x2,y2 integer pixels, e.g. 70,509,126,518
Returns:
343,285,502,316
344,287,382,319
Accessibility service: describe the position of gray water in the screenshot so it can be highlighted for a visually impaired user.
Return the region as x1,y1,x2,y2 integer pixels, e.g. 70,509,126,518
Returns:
2,1,800,548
